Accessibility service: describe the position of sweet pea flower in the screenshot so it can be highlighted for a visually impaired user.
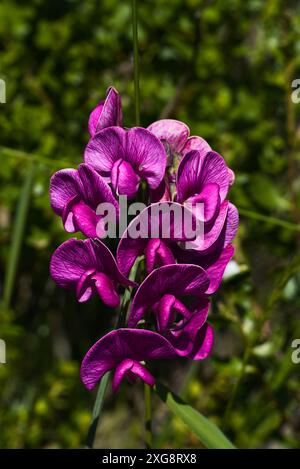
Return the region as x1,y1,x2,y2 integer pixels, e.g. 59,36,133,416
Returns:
84,127,167,199
128,264,213,360
147,119,212,161
117,202,199,277
80,328,177,392
175,150,238,251
88,86,122,137
50,238,136,307
50,163,118,239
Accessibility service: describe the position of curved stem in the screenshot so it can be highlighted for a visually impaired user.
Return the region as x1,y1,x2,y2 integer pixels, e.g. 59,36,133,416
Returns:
144,383,153,449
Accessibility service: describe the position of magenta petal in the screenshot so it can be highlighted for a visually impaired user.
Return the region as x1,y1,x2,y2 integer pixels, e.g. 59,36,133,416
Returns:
117,202,196,277
62,195,80,232
144,239,176,273
125,127,167,189
50,169,82,216
189,323,214,360
167,299,210,357
76,269,96,303
111,159,140,198
78,163,119,212
88,87,122,137
84,126,125,174
85,126,166,190
88,100,104,137
186,183,220,224
112,359,134,393
147,119,190,153
130,362,155,387
177,150,230,204
72,200,99,238
223,202,239,246
188,200,229,252
228,168,235,186
50,239,135,302
155,294,176,333
92,272,120,308
205,245,234,294
50,238,95,289
128,264,209,327
92,240,137,289
176,244,235,294
80,329,177,390
181,136,211,158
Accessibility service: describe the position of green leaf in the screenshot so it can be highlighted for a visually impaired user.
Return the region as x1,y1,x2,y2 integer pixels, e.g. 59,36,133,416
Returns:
155,382,235,449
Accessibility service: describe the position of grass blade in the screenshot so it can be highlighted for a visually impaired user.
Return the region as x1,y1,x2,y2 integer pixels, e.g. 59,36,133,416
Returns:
3,163,35,308
155,382,235,449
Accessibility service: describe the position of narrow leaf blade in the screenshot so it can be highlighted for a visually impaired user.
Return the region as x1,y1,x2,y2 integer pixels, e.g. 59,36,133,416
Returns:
155,382,235,449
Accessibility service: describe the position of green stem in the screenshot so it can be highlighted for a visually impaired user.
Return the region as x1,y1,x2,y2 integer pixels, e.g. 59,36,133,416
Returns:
144,383,153,449
0,145,74,169
132,0,140,126
3,163,35,308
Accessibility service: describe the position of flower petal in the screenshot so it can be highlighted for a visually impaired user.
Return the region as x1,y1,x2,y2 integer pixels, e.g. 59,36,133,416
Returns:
84,126,125,174
92,272,120,308
147,119,190,153
111,159,140,198
187,200,229,252
92,240,137,288
50,169,82,216
117,202,197,277
78,163,119,211
128,264,209,327
177,150,230,203
88,87,122,137
189,323,214,360
72,200,99,238
88,100,104,138
181,135,211,158
50,238,96,289
144,239,176,273
125,127,167,189
175,244,235,294
80,329,177,390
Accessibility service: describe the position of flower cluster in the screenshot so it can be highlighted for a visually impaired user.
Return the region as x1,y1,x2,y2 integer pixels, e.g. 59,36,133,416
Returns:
50,87,238,392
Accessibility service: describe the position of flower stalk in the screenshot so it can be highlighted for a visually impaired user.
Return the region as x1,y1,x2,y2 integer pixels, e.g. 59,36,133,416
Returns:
132,0,140,126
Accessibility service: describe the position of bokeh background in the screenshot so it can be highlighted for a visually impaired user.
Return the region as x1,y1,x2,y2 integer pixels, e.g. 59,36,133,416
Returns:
1,0,300,449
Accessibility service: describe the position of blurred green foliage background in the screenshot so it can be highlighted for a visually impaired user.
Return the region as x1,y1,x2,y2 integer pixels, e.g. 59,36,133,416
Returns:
1,0,300,448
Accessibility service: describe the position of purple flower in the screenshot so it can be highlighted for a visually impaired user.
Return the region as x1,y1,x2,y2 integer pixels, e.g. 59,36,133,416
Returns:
148,119,212,161
84,127,167,199
175,150,238,251
128,264,213,360
88,86,122,137
50,238,136,307
80,328,177,392
50,163,118,238
117,202,197,277
174,244,235,295
117,201,237,293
